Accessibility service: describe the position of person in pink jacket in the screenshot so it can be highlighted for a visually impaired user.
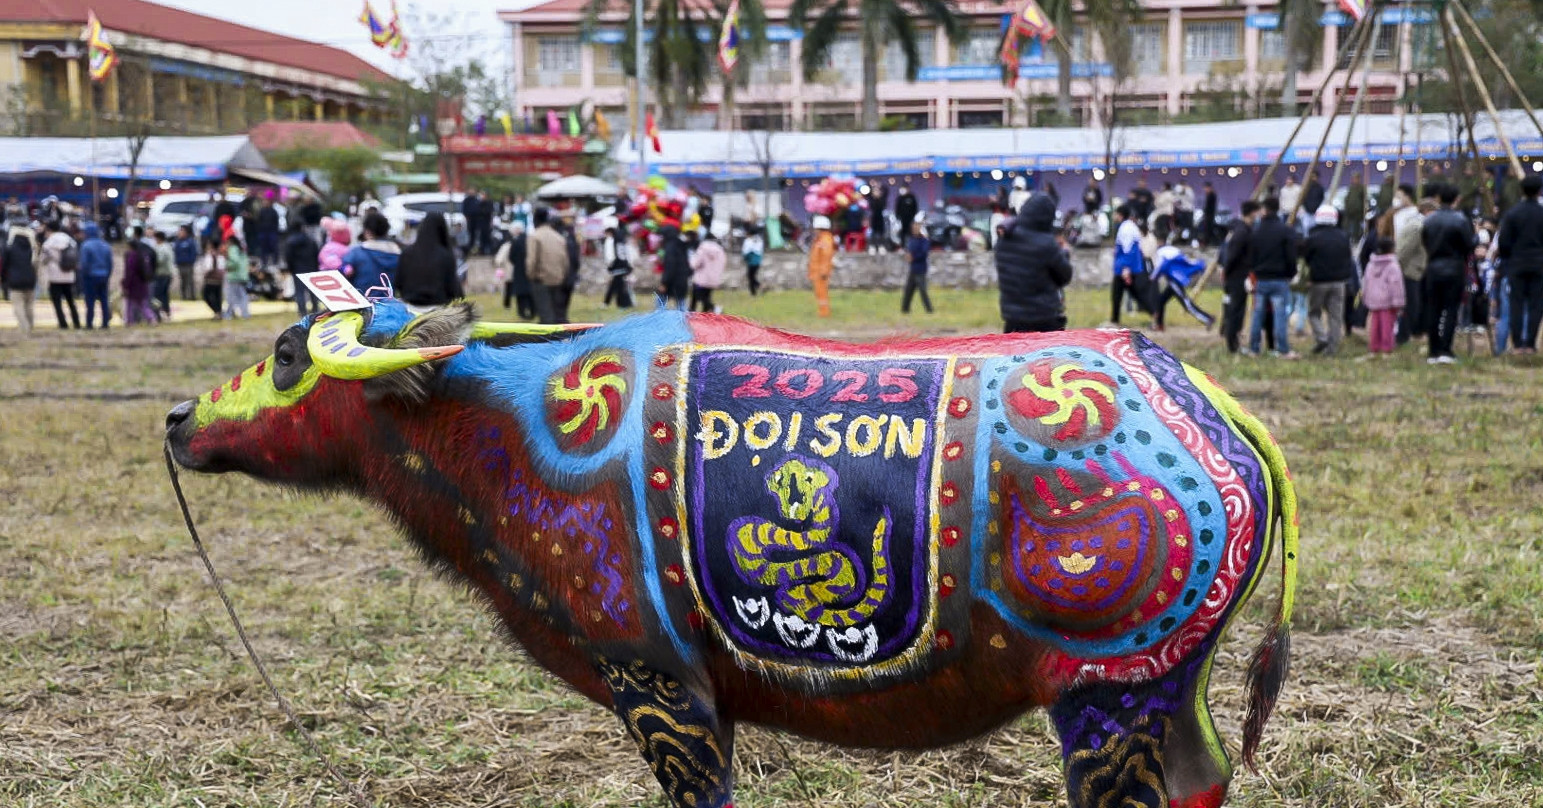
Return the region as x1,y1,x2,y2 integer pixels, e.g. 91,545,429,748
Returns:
1361,237,1406,357
318,220,352,273
688,231,726,313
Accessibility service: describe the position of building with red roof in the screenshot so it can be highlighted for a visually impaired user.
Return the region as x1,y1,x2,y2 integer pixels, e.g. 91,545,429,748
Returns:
500,0,1415,131
0,0,397,137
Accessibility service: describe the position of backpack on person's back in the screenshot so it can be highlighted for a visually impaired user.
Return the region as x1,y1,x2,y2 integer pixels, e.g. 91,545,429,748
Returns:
58,240,78,273
3,233,35,289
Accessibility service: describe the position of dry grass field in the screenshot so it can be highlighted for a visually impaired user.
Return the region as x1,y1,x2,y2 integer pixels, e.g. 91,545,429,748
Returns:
2,284,1540,807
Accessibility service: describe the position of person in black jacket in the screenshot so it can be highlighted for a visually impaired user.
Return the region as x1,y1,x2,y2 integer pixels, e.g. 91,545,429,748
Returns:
657,225,691,311
1300,206,1355,356
395,212,463,307
1300,172,1326,235
996,194,1074,333
1220,200,1261,353
1246,197,1300,357
500,223,533,318
1497,174,1543,352
894,185,920,239
1420,184,1476,363
1201,182,1219,246
559,214,581,322
282,221,321,316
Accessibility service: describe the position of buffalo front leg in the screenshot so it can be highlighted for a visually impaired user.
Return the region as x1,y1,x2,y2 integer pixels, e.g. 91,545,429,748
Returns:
597,659,735,808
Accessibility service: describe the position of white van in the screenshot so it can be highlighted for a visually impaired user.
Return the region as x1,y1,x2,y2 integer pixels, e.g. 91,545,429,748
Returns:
144,191,252,236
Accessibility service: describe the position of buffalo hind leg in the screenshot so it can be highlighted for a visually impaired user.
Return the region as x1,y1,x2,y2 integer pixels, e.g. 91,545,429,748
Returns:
1050,647,1231,808
597,659,735,808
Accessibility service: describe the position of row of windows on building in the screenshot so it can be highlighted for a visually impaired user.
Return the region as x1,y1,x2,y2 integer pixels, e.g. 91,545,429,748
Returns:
525,19,1427,89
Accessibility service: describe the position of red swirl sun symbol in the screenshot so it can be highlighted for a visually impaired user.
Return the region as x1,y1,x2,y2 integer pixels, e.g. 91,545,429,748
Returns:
549,352,628,447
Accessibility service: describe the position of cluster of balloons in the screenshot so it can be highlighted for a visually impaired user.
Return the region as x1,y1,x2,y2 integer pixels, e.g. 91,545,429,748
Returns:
620,175,702,234
802,176,868,218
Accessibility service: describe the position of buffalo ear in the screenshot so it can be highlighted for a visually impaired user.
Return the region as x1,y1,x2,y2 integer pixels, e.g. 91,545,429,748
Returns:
366,301,477,403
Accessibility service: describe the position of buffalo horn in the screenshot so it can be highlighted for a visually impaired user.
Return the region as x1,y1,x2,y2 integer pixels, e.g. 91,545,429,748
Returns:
308,311,463,380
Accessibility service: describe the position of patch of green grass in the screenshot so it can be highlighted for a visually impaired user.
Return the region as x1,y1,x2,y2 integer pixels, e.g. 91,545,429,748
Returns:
1,285,1540,807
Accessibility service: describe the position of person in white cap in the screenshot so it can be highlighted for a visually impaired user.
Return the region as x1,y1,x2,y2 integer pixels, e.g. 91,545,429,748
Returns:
808,215,835,317
1300,205,1356,355
1008,176,1031,216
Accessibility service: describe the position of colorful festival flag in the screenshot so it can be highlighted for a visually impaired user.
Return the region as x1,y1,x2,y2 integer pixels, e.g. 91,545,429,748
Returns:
498,111,514,135
360,1,409,59
547,109,561,136
718,0,742,73
593,108,613,140
1011,0,1057,41
568,109,581,136
83,11,118,83
999,27,1022,84
645,111,662,153
1336,0,1368,21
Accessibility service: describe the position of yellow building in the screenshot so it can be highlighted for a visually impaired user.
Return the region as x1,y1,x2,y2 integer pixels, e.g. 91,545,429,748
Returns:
0,0,396,137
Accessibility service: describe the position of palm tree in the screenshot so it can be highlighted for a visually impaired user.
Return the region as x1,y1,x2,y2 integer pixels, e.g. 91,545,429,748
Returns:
790,0,965,131
1277,0,1323,114
1036,0,1142,122
583,0,765,128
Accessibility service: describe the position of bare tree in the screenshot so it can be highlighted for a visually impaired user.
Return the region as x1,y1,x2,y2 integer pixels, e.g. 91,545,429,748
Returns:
745,127,780,225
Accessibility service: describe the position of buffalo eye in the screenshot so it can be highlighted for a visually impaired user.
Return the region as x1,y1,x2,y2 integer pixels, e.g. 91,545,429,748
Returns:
271,328,311,391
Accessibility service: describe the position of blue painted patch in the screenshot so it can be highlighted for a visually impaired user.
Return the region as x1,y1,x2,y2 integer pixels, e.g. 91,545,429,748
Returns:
970,347,1230,660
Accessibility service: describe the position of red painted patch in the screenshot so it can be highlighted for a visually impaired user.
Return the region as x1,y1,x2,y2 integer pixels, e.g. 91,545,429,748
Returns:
940,481,959,506
941,526,961,547
948,396,972,418
664,564,685,585
654,352,676,367
939,574,956,597
254,359,266,377
657,517,679,539
955,362,975,378
209,387,222,402
1172,784,1227,808
650,421,674,443
935,630,954,650
651,383,674,400
229,374,242,392
687,610,704,631
943,441,964,461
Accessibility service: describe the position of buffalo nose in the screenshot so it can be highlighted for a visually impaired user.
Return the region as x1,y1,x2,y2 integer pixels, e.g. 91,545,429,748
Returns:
166,400,195,430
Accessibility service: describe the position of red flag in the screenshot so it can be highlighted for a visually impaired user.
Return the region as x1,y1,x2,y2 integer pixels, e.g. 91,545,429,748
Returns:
1012,0,1057,41
1337,0,1368,21
999,26,1021,84
645,112,662,153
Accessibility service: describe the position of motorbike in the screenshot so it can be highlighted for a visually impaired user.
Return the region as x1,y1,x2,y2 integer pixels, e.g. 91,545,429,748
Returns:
926,204,967,250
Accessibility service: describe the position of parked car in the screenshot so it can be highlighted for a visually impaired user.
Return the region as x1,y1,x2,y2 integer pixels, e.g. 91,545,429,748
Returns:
145,192,240,236
380,192,466,240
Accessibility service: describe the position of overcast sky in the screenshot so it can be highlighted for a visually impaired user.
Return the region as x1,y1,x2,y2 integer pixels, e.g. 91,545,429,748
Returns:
158,0,537,74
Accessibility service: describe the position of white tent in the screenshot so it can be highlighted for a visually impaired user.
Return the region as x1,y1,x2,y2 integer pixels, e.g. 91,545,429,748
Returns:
614,112,1543,178
535,174,621,199
0,135,269,181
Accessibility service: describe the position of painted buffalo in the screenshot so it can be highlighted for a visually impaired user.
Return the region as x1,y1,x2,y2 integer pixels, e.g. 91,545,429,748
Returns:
165,300,1300,808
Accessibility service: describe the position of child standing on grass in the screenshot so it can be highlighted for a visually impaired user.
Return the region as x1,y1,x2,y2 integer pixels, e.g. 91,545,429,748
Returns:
222,236,251,320
198,241,224,318
1361,237,1405,357
902,220,933,314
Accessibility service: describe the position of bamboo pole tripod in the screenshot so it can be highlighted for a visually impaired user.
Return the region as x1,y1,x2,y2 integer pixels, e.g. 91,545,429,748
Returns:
1253,0,1541,212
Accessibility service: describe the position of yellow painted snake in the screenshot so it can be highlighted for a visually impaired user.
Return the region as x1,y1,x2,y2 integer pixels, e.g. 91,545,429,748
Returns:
728,457,892,629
